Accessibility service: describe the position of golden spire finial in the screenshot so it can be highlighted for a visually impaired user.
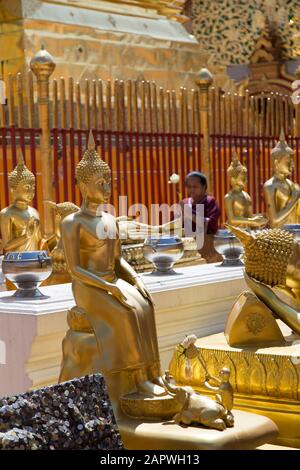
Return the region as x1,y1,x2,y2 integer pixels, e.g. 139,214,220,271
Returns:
17,149,25,167
271,130,294,160
279,127,285,142
231,150,239,166
75,130,111,184
8,150,35,190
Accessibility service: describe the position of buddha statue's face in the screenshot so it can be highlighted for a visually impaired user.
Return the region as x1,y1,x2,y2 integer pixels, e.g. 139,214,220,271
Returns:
231,172,247,191
11,180,35,205
274,154,294,178
81,173,111,205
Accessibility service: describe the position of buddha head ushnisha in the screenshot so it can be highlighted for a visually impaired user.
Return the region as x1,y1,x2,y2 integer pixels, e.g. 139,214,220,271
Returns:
75,131,111,205
271,129,294,179
227,152,247,191
8,151,36,205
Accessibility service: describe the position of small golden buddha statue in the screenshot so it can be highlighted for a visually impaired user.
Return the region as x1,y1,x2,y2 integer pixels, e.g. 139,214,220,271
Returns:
225,224,300,345
59,132,165,413
264,131,300,228
42,201,80,285
224,152,267,228
0,151,41,253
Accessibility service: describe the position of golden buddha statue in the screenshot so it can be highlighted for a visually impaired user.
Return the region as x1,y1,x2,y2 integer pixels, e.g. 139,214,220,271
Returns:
42,201,80,285
264,131,300,228
0,151,41,253
59,132,165,412
225,153,267,228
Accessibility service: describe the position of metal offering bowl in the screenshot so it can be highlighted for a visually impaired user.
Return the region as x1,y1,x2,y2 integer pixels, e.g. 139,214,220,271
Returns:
214,229,244,267
282,224,300,242
2,251,52,299
143,236,184,274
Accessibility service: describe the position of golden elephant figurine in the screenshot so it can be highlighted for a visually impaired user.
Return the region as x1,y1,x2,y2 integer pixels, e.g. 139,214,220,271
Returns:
161,375,234,431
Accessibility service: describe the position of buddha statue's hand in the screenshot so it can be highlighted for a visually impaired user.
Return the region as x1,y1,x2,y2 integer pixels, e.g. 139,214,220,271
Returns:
134,277,154,305
107,284,135,309
26,217,37,237
252,214,268,227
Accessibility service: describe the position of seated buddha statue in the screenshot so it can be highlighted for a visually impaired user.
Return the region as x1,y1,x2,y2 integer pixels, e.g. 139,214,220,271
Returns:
225,153,267,228
225,224,300,345
0,152,41,254
264,131,300,228
59,133,165,413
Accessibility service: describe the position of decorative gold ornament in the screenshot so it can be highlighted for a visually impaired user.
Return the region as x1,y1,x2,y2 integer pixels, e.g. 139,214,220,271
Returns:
161,371,234,430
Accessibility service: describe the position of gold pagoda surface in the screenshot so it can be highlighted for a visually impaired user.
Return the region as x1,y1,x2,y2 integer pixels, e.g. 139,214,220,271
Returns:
0,0,206,87
170,320,300,448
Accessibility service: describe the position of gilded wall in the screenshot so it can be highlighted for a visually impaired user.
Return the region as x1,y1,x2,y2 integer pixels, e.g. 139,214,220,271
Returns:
192,0,300,66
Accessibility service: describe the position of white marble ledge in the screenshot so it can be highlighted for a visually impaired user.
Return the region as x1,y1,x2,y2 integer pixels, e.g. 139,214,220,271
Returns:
0,263,245,313
141,264,244,293
0,284,74,315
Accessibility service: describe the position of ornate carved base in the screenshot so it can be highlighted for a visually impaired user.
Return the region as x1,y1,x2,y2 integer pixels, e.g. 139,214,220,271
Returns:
225,291,285,347
169,321,300,448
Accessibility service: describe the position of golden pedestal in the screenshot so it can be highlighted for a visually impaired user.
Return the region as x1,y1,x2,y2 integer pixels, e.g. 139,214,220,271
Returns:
170,321,300,448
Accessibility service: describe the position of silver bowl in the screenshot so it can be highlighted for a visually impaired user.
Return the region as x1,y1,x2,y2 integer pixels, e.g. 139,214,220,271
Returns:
2,251,52,298
282,224,300,242
214,229,244,267
143,236,184,274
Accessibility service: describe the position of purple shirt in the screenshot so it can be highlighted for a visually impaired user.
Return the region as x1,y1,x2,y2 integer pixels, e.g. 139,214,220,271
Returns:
182,195,221,234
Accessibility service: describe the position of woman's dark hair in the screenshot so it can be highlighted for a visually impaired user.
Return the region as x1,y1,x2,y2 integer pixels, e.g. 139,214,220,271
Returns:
185,171,207,189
